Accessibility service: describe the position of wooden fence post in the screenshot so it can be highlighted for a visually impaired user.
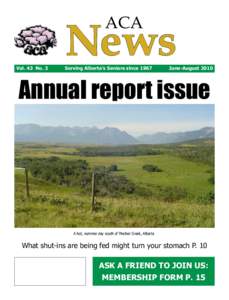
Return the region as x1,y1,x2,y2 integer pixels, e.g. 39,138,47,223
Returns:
91,171,96,211
25,168,30,199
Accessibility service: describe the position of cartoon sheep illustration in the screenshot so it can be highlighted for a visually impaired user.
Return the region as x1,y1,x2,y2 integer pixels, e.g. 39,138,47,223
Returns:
15,25,57,55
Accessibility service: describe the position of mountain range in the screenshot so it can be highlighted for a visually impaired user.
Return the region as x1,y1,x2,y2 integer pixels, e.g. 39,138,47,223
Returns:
137,126,214,144
15,124,214,145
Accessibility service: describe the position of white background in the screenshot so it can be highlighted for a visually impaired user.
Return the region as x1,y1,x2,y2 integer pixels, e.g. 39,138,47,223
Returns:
0,0,228,298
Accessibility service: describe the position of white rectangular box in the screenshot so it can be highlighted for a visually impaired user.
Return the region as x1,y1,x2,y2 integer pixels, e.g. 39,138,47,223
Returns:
14,257,86,286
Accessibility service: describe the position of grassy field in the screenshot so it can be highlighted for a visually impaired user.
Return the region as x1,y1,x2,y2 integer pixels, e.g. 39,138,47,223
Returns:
15,141,214,228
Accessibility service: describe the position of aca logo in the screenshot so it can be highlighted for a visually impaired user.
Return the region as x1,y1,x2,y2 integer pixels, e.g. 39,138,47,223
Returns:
15,25,57,55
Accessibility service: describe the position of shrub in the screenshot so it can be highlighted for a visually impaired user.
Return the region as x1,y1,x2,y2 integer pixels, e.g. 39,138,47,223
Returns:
142,164,162,172
208,174,214,185
16,157,136,197
108,164,118,172
158,186,187,202
197,191,214,204
79,145,161,157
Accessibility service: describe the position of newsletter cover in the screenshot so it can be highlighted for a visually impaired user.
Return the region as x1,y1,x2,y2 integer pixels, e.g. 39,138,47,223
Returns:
0,0,228,299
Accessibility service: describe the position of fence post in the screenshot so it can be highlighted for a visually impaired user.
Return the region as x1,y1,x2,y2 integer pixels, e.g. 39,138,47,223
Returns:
25,168,30,199
91,171,96,211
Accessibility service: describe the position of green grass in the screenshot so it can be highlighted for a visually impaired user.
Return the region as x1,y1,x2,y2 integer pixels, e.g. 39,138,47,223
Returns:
15,165,214,228
15,142,214,228
83,154,212,198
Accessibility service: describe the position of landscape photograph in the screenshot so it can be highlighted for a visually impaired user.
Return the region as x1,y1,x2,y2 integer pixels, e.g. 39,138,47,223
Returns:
15,104,214,228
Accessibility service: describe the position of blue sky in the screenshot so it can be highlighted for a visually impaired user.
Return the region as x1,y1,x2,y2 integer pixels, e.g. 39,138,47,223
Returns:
15,104,214,136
